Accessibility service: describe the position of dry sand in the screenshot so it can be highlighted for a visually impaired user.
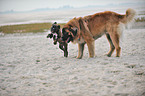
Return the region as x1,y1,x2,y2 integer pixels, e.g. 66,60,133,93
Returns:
0,22,145,96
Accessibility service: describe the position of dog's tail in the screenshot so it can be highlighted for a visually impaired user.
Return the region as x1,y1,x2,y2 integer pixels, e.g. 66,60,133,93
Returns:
118,9,136,41
121,8,136,24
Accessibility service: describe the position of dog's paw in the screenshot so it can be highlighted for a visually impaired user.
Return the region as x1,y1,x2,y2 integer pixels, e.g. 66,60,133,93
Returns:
46,35,49,38
107,54,111,57
64,51,68,57
76,56,82,59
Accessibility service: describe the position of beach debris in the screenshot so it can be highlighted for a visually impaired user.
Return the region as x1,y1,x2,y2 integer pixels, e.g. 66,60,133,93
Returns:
53,66,61,70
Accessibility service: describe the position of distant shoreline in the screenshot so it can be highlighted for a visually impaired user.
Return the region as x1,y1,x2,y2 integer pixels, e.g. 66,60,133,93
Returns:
0,20,67,27
0,17,144,34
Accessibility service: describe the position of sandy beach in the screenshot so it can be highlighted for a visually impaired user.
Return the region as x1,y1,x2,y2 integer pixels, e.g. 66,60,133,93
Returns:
0,22,145,96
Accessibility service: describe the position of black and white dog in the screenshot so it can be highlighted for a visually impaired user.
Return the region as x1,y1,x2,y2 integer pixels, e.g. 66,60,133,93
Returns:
47,22,61,45
47,22,68,57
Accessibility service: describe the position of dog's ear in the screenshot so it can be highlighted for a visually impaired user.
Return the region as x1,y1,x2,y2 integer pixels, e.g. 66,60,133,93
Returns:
62,28,66,33
62,28,69,41
71,27,78,36
68,24,73,28
58,25,60,29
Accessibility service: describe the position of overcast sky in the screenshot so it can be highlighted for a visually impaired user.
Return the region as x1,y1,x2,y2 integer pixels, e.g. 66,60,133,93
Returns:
0,0,145,12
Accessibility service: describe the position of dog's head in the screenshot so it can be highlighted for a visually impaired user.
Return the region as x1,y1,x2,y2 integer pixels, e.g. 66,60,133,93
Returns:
51,23,60,33
62,25,78,42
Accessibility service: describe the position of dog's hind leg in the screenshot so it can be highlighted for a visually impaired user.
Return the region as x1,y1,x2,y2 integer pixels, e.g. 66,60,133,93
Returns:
109,31,121,57
106,33,115,57
76,43,85,59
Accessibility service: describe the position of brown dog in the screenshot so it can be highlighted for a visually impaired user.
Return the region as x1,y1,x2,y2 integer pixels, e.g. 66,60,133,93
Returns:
62,8,136,59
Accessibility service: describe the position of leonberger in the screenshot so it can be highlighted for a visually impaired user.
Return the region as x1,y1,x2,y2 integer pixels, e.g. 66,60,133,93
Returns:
62,8,136,59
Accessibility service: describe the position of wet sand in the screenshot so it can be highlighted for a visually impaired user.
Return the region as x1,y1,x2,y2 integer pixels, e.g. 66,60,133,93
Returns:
0,24,145,96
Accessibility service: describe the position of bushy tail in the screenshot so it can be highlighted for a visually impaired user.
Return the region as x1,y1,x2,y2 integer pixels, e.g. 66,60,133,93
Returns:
122,8,136,24
118,9,136,41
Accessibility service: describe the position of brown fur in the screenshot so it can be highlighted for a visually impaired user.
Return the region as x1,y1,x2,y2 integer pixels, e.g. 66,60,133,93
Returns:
62,8,136,58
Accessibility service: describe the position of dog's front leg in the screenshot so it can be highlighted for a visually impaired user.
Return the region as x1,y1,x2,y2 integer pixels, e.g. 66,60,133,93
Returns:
47,33,53,38
76,43,85,59
64,43,68,57
86,41,95,58
59,43,68,57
